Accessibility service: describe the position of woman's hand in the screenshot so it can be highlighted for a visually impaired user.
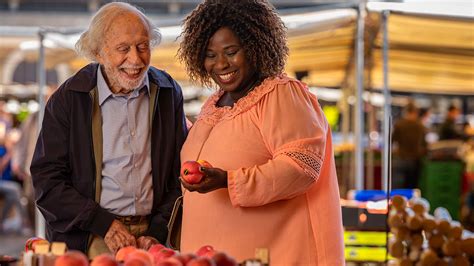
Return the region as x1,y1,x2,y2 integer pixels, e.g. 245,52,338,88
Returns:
180,167,228,193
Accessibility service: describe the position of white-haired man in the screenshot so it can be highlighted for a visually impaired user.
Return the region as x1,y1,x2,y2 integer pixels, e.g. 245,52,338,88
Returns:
31,2,187,257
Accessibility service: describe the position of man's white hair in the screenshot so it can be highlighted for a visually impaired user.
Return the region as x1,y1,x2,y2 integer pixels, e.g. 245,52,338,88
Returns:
75,2,161,61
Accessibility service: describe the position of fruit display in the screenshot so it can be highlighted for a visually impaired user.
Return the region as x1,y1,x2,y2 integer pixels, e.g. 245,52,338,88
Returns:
21,239,68,266
19,242,240,266
98,244,239,266
180,160,213,184
387,195,474,266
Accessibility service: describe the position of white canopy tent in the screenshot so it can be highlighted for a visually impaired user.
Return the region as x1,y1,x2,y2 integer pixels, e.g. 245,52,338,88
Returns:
0,1,472,238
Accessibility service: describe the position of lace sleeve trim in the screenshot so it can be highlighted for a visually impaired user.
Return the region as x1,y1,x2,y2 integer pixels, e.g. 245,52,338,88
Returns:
283,150,322,182
275,140,324,181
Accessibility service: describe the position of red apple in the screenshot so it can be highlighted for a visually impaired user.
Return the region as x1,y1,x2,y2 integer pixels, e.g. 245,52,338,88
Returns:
115,246,137,262
202,250,217,259
212,252,238,266
173,253,197,265
123,257,150,266
91,254,119,266
187,257,216,266
181,161,205,184
25,237,49,252
156,256,184,266
125,249,154,265
196,245,215,257
153,248,177,262
54,251,88,266
148,243,166,253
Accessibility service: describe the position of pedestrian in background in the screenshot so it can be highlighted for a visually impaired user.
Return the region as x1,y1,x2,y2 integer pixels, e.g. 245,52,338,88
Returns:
392,101,427,189
439,104,463,140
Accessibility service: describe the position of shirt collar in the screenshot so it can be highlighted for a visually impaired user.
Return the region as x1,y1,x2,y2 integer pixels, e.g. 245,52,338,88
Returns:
97,66,150,105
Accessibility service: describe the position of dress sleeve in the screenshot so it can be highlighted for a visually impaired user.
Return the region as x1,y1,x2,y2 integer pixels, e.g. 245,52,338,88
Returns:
227,80,329,207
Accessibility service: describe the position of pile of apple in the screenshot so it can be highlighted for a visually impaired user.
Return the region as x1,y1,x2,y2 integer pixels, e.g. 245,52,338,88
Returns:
54,244,237,266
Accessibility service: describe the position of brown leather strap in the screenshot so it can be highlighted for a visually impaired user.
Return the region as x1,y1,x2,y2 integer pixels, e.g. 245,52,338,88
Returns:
115,215,150,225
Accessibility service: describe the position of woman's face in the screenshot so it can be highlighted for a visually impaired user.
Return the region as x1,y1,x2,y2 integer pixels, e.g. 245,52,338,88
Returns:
204,27,256,93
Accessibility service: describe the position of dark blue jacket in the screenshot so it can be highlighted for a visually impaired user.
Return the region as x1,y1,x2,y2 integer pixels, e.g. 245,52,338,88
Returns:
31,63,187,252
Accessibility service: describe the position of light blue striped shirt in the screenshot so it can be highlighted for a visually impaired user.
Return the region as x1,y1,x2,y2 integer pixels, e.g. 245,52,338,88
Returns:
97,67,153,216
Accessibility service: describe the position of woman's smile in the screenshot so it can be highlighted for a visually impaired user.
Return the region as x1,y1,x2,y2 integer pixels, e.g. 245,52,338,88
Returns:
216,71,238,84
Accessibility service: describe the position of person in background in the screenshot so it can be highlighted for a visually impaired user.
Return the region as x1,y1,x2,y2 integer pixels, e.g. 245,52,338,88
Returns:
439,104,463,140
30,2,187,258
0,102,13,136
0,108,13,183
419,107,432,130
0,129,32,234
11,111,38,228
12,87,56,228
177,0,344,264
392,101,427,189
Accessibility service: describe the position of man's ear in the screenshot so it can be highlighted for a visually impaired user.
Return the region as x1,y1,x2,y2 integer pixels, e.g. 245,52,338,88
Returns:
95,49,104,64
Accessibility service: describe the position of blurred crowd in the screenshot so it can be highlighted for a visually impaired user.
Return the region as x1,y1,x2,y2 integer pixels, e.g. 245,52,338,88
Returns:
0,100,34,235
0,88,55,236
392,100,474,230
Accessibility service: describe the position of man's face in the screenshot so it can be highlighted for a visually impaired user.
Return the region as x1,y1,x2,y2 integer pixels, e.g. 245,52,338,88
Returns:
97,12,151,94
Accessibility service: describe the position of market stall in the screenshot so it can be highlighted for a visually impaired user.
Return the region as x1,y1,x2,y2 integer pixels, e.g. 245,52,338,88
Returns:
1,1,473,265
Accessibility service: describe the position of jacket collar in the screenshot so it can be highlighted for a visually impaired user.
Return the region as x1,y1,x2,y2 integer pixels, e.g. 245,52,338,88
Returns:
66,63,173,93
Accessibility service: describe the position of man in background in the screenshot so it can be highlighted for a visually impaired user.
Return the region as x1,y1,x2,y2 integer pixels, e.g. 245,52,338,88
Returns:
392,101,427,189
439,104,463,140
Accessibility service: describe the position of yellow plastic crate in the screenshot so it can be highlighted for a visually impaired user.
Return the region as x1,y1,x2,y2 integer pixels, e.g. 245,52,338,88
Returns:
345,246,389,262
344,231,389,246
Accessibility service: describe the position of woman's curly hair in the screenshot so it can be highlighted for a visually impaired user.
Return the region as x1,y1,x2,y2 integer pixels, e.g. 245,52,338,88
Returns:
178,0,289,87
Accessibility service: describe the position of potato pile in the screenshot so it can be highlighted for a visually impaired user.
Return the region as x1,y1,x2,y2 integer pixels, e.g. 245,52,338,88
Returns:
387,195,474,266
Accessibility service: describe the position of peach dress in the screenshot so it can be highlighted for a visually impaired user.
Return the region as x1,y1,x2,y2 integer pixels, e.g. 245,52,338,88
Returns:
180,75,344,265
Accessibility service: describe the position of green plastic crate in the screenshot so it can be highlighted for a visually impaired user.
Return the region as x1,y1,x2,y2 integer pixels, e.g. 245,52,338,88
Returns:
419,160,463,219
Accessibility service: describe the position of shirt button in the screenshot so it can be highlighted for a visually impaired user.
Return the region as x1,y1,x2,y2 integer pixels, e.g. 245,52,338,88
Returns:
131,131,135,136
134,163,138,168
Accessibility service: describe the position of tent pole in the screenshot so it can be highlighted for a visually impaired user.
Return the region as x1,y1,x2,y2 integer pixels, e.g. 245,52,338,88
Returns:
35,29,47,239
355,0,366,190
382,11,391,193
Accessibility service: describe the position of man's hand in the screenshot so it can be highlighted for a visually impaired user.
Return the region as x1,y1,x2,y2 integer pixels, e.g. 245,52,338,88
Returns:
137,236,159,250
104,220,137,254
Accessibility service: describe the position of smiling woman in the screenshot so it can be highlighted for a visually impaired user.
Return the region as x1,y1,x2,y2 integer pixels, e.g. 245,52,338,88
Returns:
177,0,345,265
204,27,259,107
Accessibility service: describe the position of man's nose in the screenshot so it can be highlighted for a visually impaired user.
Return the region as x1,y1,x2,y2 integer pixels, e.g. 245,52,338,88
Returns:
128,47,141,64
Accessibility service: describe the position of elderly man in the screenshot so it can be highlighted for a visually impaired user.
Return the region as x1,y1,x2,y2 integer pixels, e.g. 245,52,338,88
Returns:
30,2,187,257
